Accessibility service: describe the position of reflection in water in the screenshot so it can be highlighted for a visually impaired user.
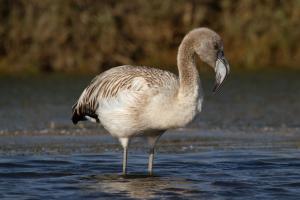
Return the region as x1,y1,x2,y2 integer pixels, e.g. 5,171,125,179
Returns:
83,174,197,199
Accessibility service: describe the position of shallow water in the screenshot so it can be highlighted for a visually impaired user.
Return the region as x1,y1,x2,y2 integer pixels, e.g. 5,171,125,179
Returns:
1,143,300,199
0,70,300,199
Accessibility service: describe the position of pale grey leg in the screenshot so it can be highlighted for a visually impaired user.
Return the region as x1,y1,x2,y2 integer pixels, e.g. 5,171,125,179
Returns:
148,148,155,176
147,132,164,176
119,138,129,175
123,146,128,175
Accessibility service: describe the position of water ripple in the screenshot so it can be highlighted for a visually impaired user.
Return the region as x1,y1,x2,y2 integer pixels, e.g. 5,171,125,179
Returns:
0,148,300,199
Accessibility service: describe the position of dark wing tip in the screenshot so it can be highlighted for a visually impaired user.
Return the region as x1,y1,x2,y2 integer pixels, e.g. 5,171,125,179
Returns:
71,102,80,125
71,102,99,124
71,114,79,124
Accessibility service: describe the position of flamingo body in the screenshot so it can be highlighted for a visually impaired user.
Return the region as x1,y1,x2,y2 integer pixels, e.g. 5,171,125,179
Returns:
72,28,230,175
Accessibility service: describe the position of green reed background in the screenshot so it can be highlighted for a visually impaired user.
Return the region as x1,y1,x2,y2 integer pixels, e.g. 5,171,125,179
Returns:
0,0,299,74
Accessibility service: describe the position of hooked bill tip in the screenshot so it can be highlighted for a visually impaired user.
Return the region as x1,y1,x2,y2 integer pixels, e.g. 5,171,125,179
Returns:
212,82,221,93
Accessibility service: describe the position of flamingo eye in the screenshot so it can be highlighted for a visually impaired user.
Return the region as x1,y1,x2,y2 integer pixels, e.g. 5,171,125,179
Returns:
214,43,218,50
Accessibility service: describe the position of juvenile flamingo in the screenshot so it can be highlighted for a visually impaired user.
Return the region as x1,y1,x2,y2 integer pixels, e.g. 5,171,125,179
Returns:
72,28,230,175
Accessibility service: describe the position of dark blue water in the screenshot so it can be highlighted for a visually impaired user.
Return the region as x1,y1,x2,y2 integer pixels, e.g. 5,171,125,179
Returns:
1,147,300,199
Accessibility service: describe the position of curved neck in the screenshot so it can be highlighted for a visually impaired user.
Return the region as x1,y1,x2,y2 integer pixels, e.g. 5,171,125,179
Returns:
177,38,200,96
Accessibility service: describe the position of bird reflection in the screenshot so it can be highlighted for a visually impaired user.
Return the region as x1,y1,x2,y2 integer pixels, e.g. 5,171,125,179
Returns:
82,173,197,199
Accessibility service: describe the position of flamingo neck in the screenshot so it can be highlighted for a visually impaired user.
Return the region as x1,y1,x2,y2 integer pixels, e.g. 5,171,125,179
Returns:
177,39,200,97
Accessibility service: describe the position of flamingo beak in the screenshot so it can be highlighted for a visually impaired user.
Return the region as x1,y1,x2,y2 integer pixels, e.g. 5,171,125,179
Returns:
213,50,230,93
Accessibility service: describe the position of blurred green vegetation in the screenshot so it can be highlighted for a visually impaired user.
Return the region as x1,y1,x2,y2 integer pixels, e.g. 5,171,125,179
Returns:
0,0,299,74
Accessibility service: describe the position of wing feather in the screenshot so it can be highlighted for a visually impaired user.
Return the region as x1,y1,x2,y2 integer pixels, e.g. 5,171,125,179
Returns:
71,65,178,124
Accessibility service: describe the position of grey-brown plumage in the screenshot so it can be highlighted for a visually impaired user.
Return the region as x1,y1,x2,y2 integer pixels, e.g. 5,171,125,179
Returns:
72,65,178,124
71,27,230,175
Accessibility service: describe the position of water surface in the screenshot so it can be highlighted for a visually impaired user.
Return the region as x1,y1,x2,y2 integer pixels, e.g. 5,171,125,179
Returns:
0,70,300,199
1,141,300,199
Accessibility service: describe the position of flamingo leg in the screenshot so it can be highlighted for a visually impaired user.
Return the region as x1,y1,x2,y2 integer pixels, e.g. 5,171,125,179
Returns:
123,146,128,175
119,138,129,175
148,148,155,175
147,132,164,176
